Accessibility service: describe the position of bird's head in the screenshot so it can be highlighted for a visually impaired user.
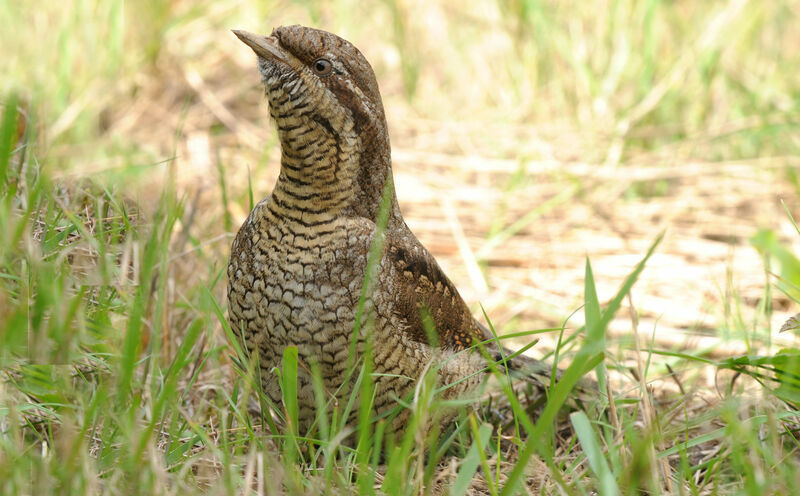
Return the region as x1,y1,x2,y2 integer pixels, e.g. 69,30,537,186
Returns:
234,25,397,221
234,26,388,158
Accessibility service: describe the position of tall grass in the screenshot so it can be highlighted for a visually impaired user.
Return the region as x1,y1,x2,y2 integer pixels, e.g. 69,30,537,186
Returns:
2,0,800,494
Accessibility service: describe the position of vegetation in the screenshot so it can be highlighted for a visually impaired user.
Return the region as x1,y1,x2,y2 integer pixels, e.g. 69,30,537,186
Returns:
2,0,800,493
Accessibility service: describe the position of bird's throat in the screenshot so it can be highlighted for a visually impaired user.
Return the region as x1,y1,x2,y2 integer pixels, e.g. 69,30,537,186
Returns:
267,105,402,229
267,117,360,224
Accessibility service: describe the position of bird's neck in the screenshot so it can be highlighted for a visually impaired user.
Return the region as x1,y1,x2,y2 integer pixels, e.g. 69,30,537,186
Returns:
268,117,361,225
269,116,404,228
340,119,404,229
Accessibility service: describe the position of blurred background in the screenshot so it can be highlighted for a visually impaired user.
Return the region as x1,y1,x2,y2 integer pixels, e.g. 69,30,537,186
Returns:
3,0,800,360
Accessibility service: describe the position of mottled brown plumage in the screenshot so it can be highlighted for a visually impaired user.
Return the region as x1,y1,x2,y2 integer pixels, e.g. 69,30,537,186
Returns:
227,26,541,435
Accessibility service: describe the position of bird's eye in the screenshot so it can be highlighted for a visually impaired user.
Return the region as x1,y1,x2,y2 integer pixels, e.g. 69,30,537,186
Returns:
313,58,333,75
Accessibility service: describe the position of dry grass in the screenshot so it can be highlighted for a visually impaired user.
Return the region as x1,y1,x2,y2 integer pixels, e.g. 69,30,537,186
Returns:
3,0,800,494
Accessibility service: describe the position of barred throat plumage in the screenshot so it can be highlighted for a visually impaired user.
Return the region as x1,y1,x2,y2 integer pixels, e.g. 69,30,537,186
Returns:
241,26,396,227
227,25,553,437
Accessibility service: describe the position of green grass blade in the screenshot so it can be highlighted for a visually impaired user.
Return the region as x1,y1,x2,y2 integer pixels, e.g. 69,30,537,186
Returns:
0,94,18,189
450,418,492,496
584,258,607,396
570,411,620,495
282,346,299,437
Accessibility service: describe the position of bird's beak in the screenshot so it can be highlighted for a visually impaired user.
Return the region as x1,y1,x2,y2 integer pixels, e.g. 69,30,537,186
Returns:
232,29,288,64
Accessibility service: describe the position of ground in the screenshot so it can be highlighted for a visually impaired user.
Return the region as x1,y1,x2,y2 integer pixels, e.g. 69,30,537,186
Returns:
2,0,800,494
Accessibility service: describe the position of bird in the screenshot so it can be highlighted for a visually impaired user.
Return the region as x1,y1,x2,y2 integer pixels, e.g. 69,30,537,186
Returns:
228,25,552,437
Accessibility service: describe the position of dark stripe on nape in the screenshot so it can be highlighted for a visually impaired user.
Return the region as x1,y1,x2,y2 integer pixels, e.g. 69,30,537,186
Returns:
311,114,336,137
312,115,345,161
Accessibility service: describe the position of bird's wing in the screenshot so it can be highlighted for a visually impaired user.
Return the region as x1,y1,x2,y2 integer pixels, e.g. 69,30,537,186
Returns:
380,235,489,351
374,227,596,401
